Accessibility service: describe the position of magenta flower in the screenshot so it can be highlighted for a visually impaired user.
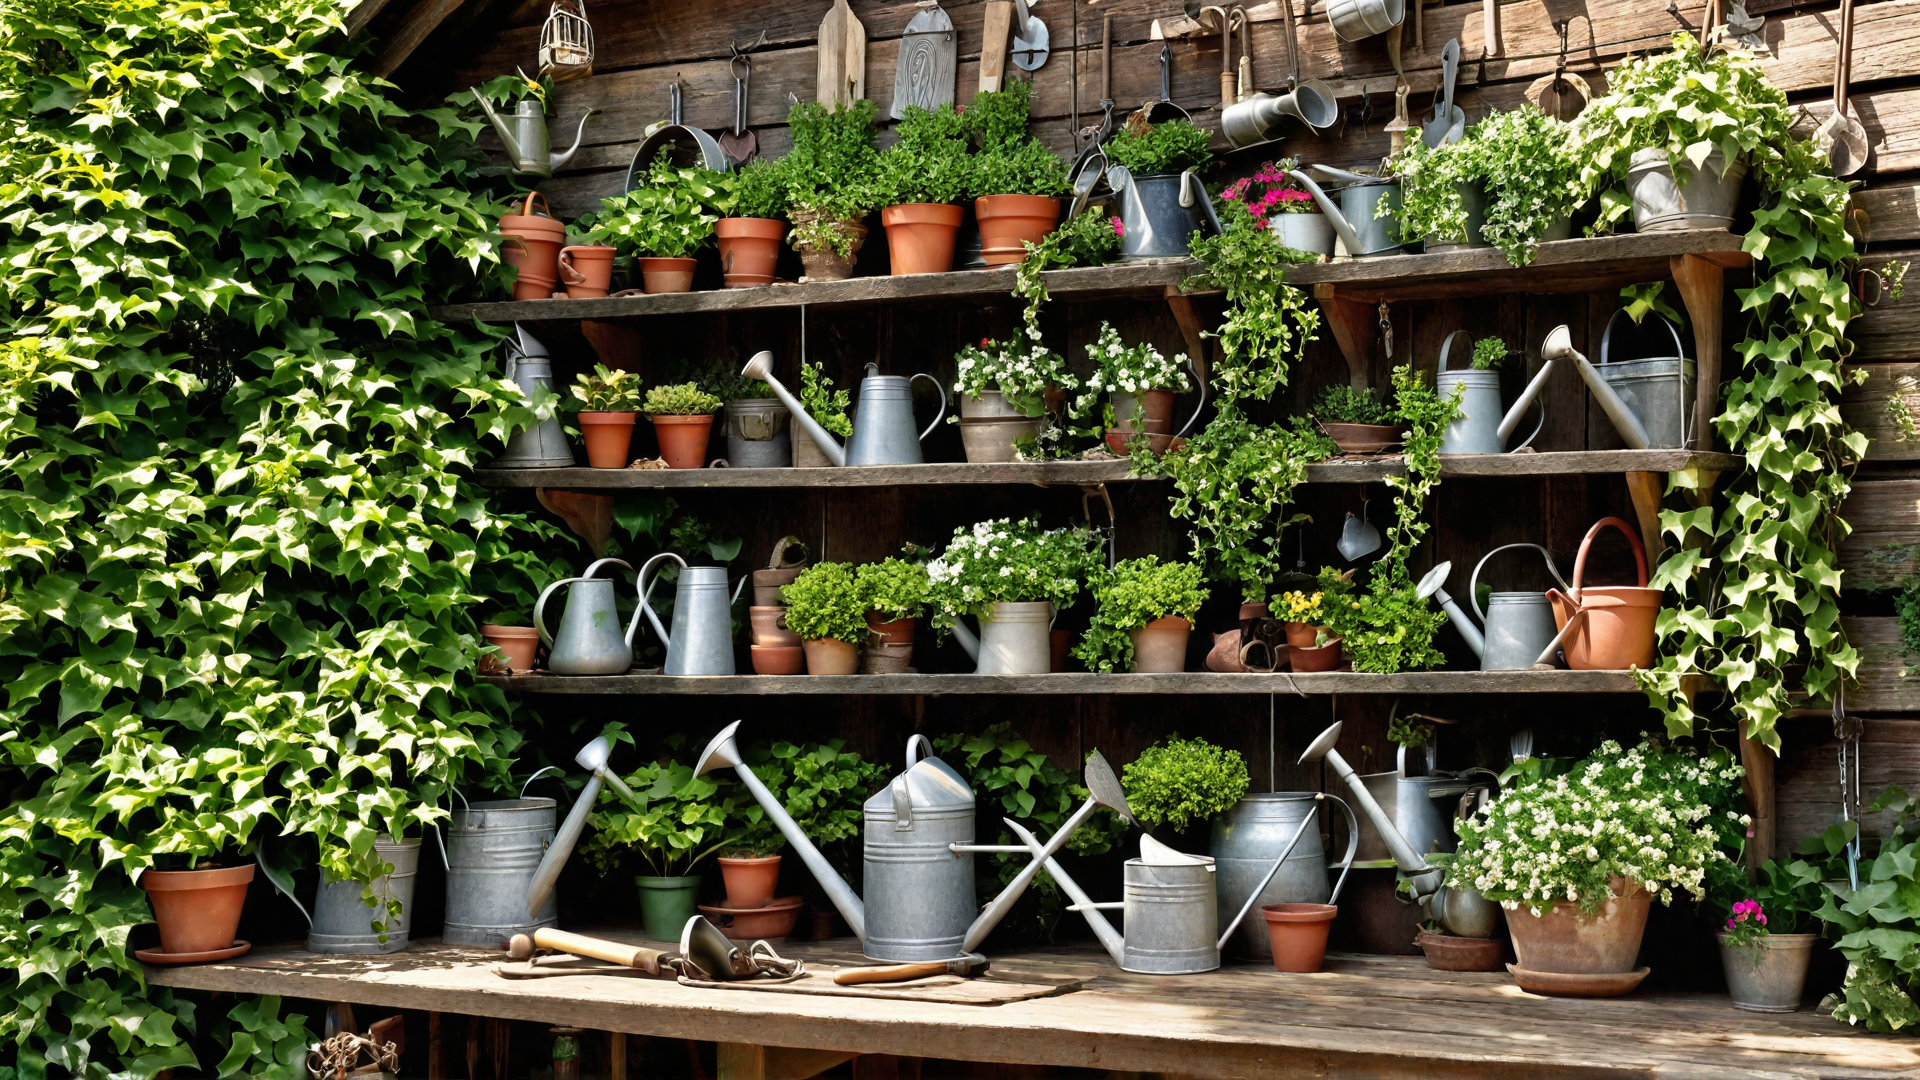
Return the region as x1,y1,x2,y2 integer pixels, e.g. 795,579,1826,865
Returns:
1109,216,1125,238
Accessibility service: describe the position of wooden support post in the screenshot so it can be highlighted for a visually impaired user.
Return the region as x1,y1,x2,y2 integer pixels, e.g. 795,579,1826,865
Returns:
979,2,1014,93
1668,253,1726,452
1313,286,1375,387
608,1032,627,1080
716,1044,857,1080
1162,287,1213,388
1624,472,1665,561
429,1013,446,1080
1738,719,1777,874
537,488,615,556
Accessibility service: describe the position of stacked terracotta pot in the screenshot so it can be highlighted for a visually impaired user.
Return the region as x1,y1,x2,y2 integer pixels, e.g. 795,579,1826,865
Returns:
499,193,565,301
862,611,914,674
701,855,804,941
749,563,806,674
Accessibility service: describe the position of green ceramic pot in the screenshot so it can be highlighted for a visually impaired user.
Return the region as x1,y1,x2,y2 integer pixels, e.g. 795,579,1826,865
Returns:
635,875,703,941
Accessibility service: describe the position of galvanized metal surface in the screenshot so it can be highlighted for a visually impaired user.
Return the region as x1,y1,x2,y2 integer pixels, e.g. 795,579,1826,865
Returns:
1210,794,1331,960
1625,148,1746,232
1326,0,1405,40
1436,331,1548,455
443,799,559,947
535,558,641,676
722,399,791,468
1120,860,1221,974
309,838,420,954
958,390,1042,464
890,3,956,118
949,601,1053,675
744,354,943,467
1111,169,1222,261
1596,312,1694,450
1270,212,1336,258
493,329,574,468
473,96,597,177
638,556,741,676
1290,169,1402,257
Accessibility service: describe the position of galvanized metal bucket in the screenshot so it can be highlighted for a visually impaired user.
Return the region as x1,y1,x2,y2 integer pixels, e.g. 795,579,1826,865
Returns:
1120,858,1221,974
721,399,791,468
1626,148,1746,232
1598,310,1694,449
1211,794,1331,960
1466,544,1569,671
1112,169,1223,261
309,838,420,954
443,798,559,947
1326,0,1404,40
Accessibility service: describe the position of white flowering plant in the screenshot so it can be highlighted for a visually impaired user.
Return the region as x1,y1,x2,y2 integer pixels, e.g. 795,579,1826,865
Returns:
952,334,1078,417
1070,322,1191,419
925,518,1103,629
1451,738,1746,914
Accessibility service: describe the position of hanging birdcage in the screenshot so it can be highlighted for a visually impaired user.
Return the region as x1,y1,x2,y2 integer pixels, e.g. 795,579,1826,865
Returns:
539,0,594,81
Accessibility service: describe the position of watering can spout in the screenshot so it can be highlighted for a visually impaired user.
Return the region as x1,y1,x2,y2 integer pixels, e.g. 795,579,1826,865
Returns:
948,618,981,662
1285,170,1363,255
1433,586,1486,660
1298,721,1444,901
743,351,847,467
1005,818,1127,965
1543,325,1651,450
696,721,867,938
472,90,522,162
550,108,600,173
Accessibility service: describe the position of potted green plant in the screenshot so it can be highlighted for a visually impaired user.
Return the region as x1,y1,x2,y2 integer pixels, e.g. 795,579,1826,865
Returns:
704,367,789,469
854,555,929,673
1451,739,1742,994
783,100,883,282
643,382,722,470
714,157,790,289
717,794,787,911
478,612,539,674
952,334,1078,463
793,358,852,468
1219,159,1332,258
1071,322,1192,457
1806,785,1920,1031
877,103,972,275
1312,383,1402,454
581,758,731,941
569,363,645,468
1074,556,1209,673
1100,113,1213,259
1103,113,1212,177
780,561,867,675
559,223,618,299
925,518,1103,674
1712,859,1825,1012
965,82,1069,265
1275,589,1325,649
1122,736,1249,845
138,855,255,960
1382,108,1580,262
578,159,721,293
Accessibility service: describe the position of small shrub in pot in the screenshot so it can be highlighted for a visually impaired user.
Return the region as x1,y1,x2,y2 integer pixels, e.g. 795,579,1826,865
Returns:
965,82,1069,264
1075,557,1209,673
1121,736,1250,836
715,158,791,288
581,756,732,940
1102,113,1212,177
643,382,722,470
577,159,719,294
783,100,883,281
877,103,972,274
855,556,929,645
781,562,867,674
570,363,645,468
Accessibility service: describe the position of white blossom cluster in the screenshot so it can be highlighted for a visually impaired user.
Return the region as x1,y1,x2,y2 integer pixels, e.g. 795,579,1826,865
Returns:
1071,321,1191,418
952,334,1077,417
1451,739,1747,914
925,517,1102,629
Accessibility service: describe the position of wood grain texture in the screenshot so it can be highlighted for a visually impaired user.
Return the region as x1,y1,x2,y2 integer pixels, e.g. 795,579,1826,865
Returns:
143,941,1920,1080
1839,617,1918,713
1841,363,1920,462
371,0,467,76
1285,231,1751,299
1776,717,1920,853
482,669,1661,695
1847,253,1920,363
1838,479,1920,590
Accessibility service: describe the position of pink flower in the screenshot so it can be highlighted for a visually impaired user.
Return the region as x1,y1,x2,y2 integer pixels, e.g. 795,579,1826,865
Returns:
1758,914,1768,926
1109,216,1125,237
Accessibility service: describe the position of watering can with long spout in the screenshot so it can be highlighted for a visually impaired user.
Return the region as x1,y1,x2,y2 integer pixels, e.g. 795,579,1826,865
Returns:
1540,324,1655,449
742,352,945,467
1432,546,1571,671
472,87,599,178
1299,720,1444,902
696,722,1129,961
1287,166,1403,257
522,737,641,918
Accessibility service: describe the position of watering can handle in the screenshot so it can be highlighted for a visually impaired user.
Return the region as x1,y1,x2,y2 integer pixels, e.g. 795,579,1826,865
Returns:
1182,170,1225,237
636,552,688,647
1437,329,1471,373
1175,355,1207,440
1068,149,1107,221
1506,396,1547,452
1570,516,1649,596
534,577,587,648
1325,793,1360,905
583,557,644,647
1601,307,1693,446
905,733,935,769
1395,741,1438,778
517,191,553,220
1467,543,1571,624
909,372,948,441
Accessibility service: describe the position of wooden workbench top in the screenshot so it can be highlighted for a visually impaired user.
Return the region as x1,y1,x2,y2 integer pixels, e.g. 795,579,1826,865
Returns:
143,937,1918,1079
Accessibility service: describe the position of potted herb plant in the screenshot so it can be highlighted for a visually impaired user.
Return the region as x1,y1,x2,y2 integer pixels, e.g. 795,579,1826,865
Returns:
569,363,645,468
717,801,786,911
1220,159,1333,258
1384,108,1579,262
1099,113,1214,259
714,157,790,289
579,158,720,294
1452,739,1743,994
1122,736,1250,848
793,358,852,468
952,334,1078,463
1713,859,1825,1012
877,103,972,275
925,518,1103,675
781,561,867,675
854,555,929,674
643,382,723,470
1071,322,1192,457
1312,383,1402,454
966,82,1069,265
582,758,731,941
478,614,539,674
783,100,883,282
1074,556,1209,673
138,856,255,959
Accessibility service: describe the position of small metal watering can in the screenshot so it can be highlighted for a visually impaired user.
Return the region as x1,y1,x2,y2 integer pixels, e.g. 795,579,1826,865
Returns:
1287,165,1403,257
637,553,748,676
1221,0,1336,148
472,90,598,178
698,724,1130,961
1433,543,1571,670
742,353,945,467
1346,737,1494,867
493,324,574,469
1107,166,1223,261
1435,330,1551,455
534,558,642,675
1542,321,1693,450
1017,795,1358,974
948,602,1054,675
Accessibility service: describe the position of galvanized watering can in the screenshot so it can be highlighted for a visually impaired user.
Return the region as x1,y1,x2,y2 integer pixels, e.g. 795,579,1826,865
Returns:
522,736,643,918
1018,795,1358,974
1210,793,1360,960
1435,331,1551,455
256,836,422,955
743,353,945,467
1107,166,1223,261
493,324,574,469
637,553,748,676
1542,321,1693,450
472,90,598,178
948,601,1054,675
535,557,642,675
1286,165,1403,257
1432,543,1571,670
697,723,1129,961
1345,738,1494,867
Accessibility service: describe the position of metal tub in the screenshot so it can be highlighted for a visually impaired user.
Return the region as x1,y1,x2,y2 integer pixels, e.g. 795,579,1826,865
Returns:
443,799,559,947
309,837,421,954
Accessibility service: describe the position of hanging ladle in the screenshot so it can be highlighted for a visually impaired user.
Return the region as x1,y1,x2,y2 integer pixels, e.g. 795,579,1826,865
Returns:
720,52,757,166
1337,492,1383,561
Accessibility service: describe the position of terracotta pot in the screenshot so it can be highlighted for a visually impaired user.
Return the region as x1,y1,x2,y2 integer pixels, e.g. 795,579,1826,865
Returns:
1262,903,1338,973
1289,638,1343,672
880,203,963,275
558,245,617,298
1105,389,1179,456
792,215,866,282
1205,630,1248,672
974,194,1061,266
1284,622,1322,649
1319,422,1404,455
717,855,783,910
750,606,800,648
750,644,806,675
500,193,565,301
1505,885,1650,975
651,414,715,470
862,641,914,674
579,411,638,468
866,614,916,646
1415,929,1509,972
1128,616,1191,673
637,256,698,294
141,864,255,956
753,566,806,607
698,896,805,940
1547,517,1660,670
479,624,539,674
717,218,786,287
802,638,860,675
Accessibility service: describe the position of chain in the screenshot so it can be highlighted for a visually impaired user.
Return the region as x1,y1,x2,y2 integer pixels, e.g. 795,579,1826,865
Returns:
306,1033,399,1080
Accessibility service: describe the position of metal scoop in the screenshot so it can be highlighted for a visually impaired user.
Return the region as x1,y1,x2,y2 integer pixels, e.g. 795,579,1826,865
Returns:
1423,39,1465,148
719,53,756,166
1816,0,1868,175
1337,494,1383,561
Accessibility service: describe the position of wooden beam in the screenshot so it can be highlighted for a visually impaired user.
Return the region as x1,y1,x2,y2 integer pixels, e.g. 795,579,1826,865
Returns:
484,669,1679,696
717,1045,857,1080
369,0,468,78
344,0,401,36
1739,720,1778,870
1667,254,1726,453
1624,472,1665,563
1314,286,1374,388
536,488,614,556
428,1012,446,1080
609,1032,628,1080
1162,287,1213,390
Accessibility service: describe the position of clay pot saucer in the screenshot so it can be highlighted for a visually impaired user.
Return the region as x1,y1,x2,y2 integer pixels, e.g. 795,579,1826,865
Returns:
697,896,806,940
135,940,252,965
1506,963,1650,998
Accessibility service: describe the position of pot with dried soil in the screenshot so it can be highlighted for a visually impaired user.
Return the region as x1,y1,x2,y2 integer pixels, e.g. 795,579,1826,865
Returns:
643,383,723,470
570,364,644,469
782,562,866,676
1074,557,1208,674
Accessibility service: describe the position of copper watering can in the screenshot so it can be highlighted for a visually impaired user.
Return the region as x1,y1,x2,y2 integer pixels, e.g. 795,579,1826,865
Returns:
1541,517,1660,671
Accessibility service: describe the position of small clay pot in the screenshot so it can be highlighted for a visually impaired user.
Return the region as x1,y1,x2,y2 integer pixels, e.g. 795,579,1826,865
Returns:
651,414,714,470
1104,389,1179,456
717,855,782,910
803,638,860,675
500,193,565,300
753,565,806,607
479,624,539,674
749,606,800,648
142,864,255,957
1319,422,1404,455
717,218,785,287
1205,629,1248,673
1284,621,1321,649
1415,929,1509,972
1128,616,1191,673
578,411,637,468
974,194,1061,266
880,203,963,275
558,244,617,298
698,896,805,941
750,644,806,675
1289,638,1344,672
637,256,697,294
866,613,916,646
1262,903,1338,973
793,216,866,283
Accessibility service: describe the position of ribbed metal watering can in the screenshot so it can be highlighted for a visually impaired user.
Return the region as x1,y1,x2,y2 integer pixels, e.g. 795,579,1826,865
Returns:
637,553,747,676
472,91,598,178
1432,543,1570,670
1542,321,1693,450
534,558,643,675
743,353,945,466
1435,330,1552,455
493,324,574,469
697,723,1129,961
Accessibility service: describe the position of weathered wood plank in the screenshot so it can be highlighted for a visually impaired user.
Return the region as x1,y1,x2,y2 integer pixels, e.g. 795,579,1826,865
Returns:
1282,230,1751,299
1839,363,1920,461
1838,480,1920,590
1777,717,1920,855
1846,253,1920,362
1855,185,1920,244
484,669,1660,695
371,0,467,77
1841,617,1918,713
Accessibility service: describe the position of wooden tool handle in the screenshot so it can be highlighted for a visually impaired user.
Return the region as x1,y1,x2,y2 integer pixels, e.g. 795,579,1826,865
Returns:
833,961,949,985
532,928,664,974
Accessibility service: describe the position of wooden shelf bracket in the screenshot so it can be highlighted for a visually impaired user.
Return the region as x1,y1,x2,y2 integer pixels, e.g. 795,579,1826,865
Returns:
1313,285,1375,387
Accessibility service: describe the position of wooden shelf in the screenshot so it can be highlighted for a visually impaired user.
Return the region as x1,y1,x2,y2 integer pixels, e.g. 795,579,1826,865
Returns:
476,450,1740,491
483,670,1656,696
